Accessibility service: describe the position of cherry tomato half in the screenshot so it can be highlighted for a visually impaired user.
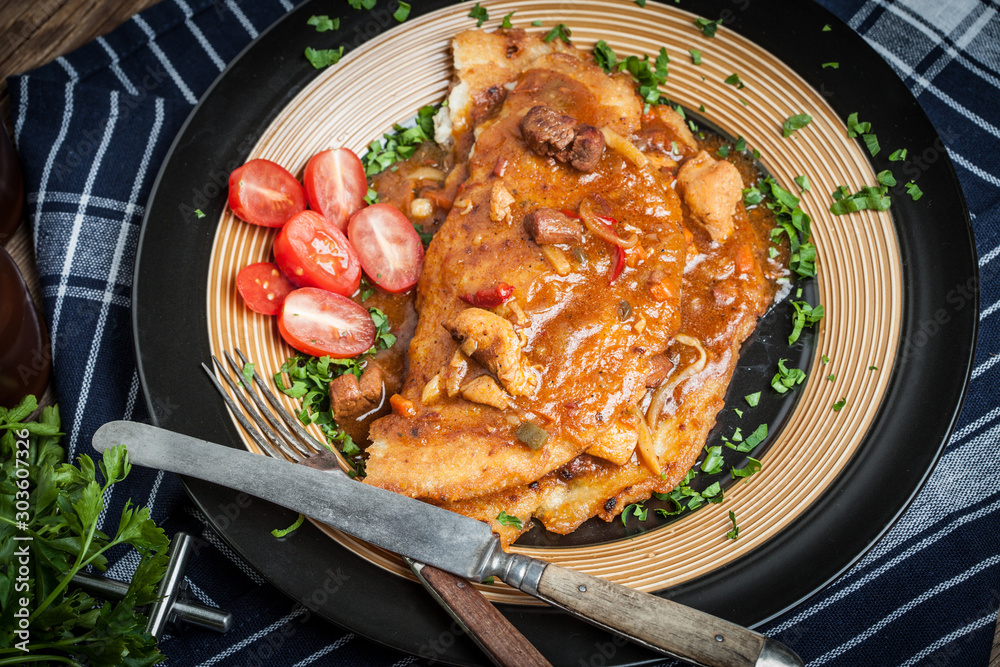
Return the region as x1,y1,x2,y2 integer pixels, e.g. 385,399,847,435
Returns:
273,210,362,296
347,203,424,293
236,262,296,316
303,148,367,232
278,287,376,358
228,159,306,227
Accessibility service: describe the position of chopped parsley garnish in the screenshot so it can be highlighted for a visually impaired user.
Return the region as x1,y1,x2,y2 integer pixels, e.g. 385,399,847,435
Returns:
744,423,768,449
496,511,524,529
701,446,725,474
772,358,807,394
846,112,880,156
635,0,647,6
731,457,762,479
304,46,344,69
906,181,924,201
822,354,830,364
724,73,745,89
745,391,761,407
359,277,375,302
242,361,255,388
794,174,811,192
789,300,824,344
726,510,740,540
889,148,907,162
870,365,879,371
723,423,766,452
827,373,835,381
734,408,743,418
468,3,488,27
743,185,763,206
501,11,515,28
194,208,206,218
592,41,670,110
695,17,723,37
364,186,379,205
761,176,817,277
690,48,702,65
531,19,542,26
822,62,839,69
653,470,724,516
544,23,572,44
393,2,410,22
833,397,847,411
783,113,813,137
621,503,648,525
822,24,832,31
271,513,306,538
877,170,897,187
361,104,437,176
717,144,730,158
307,15,339,32
370,307,397,350
864,134,881,157
734,136,747,152
829,183,891,215
348,0,376,8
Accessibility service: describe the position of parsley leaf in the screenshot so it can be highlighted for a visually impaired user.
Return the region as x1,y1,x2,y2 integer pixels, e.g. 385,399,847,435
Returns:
360,104,437,176
393,2,410,22
760,176,817,277
593,40,618,72
745,391,761,407
272,513,306,538
889,148,907,162
501,11,515,28
496,511,524,529
701,446,725,474
689,48,702,65
822,354,830,364
731,457,762,479
772,359,807,394
724,73,745,89
822,62,839,69
468,3,488,27
876,170,897,187
348,0,376,8
194,208,206,218
783,113,813,137
829,184,891,215
304,46,344,69
695,17,723,37
789,300,824,345
822,24,832,32
242,361,255,388
307,15,339,32
833,397,847,411
544,23,572,44
726,510,740,539
846,112,880,156
794,174,811,192
531,19,542,26
906,181,924,201
635,0,647,6
621,503,648,525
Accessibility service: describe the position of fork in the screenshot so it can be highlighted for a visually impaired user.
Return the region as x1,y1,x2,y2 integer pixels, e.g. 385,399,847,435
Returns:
203,349,551,667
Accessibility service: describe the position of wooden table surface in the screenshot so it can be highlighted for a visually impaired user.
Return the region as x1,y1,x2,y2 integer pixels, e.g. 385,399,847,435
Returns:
2,1,999,664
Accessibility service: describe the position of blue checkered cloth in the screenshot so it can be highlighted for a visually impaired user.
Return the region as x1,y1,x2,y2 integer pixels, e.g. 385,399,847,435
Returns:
8,0,1000,664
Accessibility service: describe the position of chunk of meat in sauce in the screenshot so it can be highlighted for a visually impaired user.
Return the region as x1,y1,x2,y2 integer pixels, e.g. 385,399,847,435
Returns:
676,150,744,244
330,365,383,422
519,105,605,171
523,208,584,245
644,354,674,388
443,308,536,397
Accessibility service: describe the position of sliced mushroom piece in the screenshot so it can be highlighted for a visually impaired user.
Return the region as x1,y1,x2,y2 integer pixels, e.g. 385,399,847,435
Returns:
490,182,515,223
444,307,536,397
677,150,743,243
460,375,509,410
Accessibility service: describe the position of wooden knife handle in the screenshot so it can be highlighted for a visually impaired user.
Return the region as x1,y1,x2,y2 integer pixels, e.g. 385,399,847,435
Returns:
412,562,551,667
531,564,802,667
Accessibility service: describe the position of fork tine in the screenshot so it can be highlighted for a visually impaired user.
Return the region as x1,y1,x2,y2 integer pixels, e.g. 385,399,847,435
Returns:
220,350,314,460
234,348,330,454
200,362,288,461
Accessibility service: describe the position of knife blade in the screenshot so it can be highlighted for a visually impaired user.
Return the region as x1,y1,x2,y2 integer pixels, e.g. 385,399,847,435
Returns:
93,420,802,667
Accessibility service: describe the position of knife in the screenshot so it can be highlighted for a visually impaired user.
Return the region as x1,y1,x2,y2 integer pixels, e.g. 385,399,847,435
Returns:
93,421,803,667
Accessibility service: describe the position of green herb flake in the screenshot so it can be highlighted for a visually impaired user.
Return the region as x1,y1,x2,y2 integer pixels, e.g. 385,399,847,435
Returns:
365,186,379,205
393,1,410,22
690,48,702,65
833,397,847,411
532,19,542,26
745,391,761,407
734,136,747,152
304,46,344,69
829,184,891,215
731,457,762,479
307,14,339,32
864,133,881,157
635,0,647,6
869,365,879,371
744,423,768,450
822,62,839,69
242,362,255,388
822,23,832,31
726,510,740,540
194,208,206,218
876,170,897,187
501,11,515,28
360,103,437,177
695,17,723,37
701,446,725,474
496,511,524,529
544,23,572,44
724,72,745,89
889,148,908,162
846,112,871,138
794,174,811,192
788,300,824,345
906,181,924,201
827,373,836,382
734,408,743,418
783,113,813,137
469,3,489,27
717,144,731,158
621,502,648,525
272,513,306,538
760,175,816,278
772,358,807,394
822,354,830,364
348,0,376,8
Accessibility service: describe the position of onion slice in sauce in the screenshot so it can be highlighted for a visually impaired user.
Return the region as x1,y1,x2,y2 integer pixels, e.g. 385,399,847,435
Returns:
646,334,709,430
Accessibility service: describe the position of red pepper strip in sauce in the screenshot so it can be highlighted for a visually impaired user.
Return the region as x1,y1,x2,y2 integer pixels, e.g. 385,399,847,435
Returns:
460,283,515,307
597,215,627,283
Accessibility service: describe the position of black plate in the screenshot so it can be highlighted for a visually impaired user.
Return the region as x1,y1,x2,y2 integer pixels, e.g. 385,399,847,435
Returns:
133,0,977,664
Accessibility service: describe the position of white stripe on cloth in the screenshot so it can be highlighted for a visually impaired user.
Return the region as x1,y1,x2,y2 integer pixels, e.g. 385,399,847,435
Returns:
951,150,1000,189
195,606,308,666
279,0,294,10
865,40,1000,141
184,577,219,607
898,612,998,667
66,96,164,461
808,555,1000,665
41,284,130,308
27,191,146,217
225,0,258,38
768,433,1000,634
132,14,199,104
34,59,78,248
124,370,141,421
981,243,1000,267
15,76,28,145
389,656,419,667
949,406,1000,441
174,0,227,71
972,354,1000,379
97,36,140,96
980,296,1000,321
50,90,120,372
290,634,356,667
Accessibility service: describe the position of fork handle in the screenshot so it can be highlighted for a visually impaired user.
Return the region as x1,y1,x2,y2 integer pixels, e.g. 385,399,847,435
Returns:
409,561,551,667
